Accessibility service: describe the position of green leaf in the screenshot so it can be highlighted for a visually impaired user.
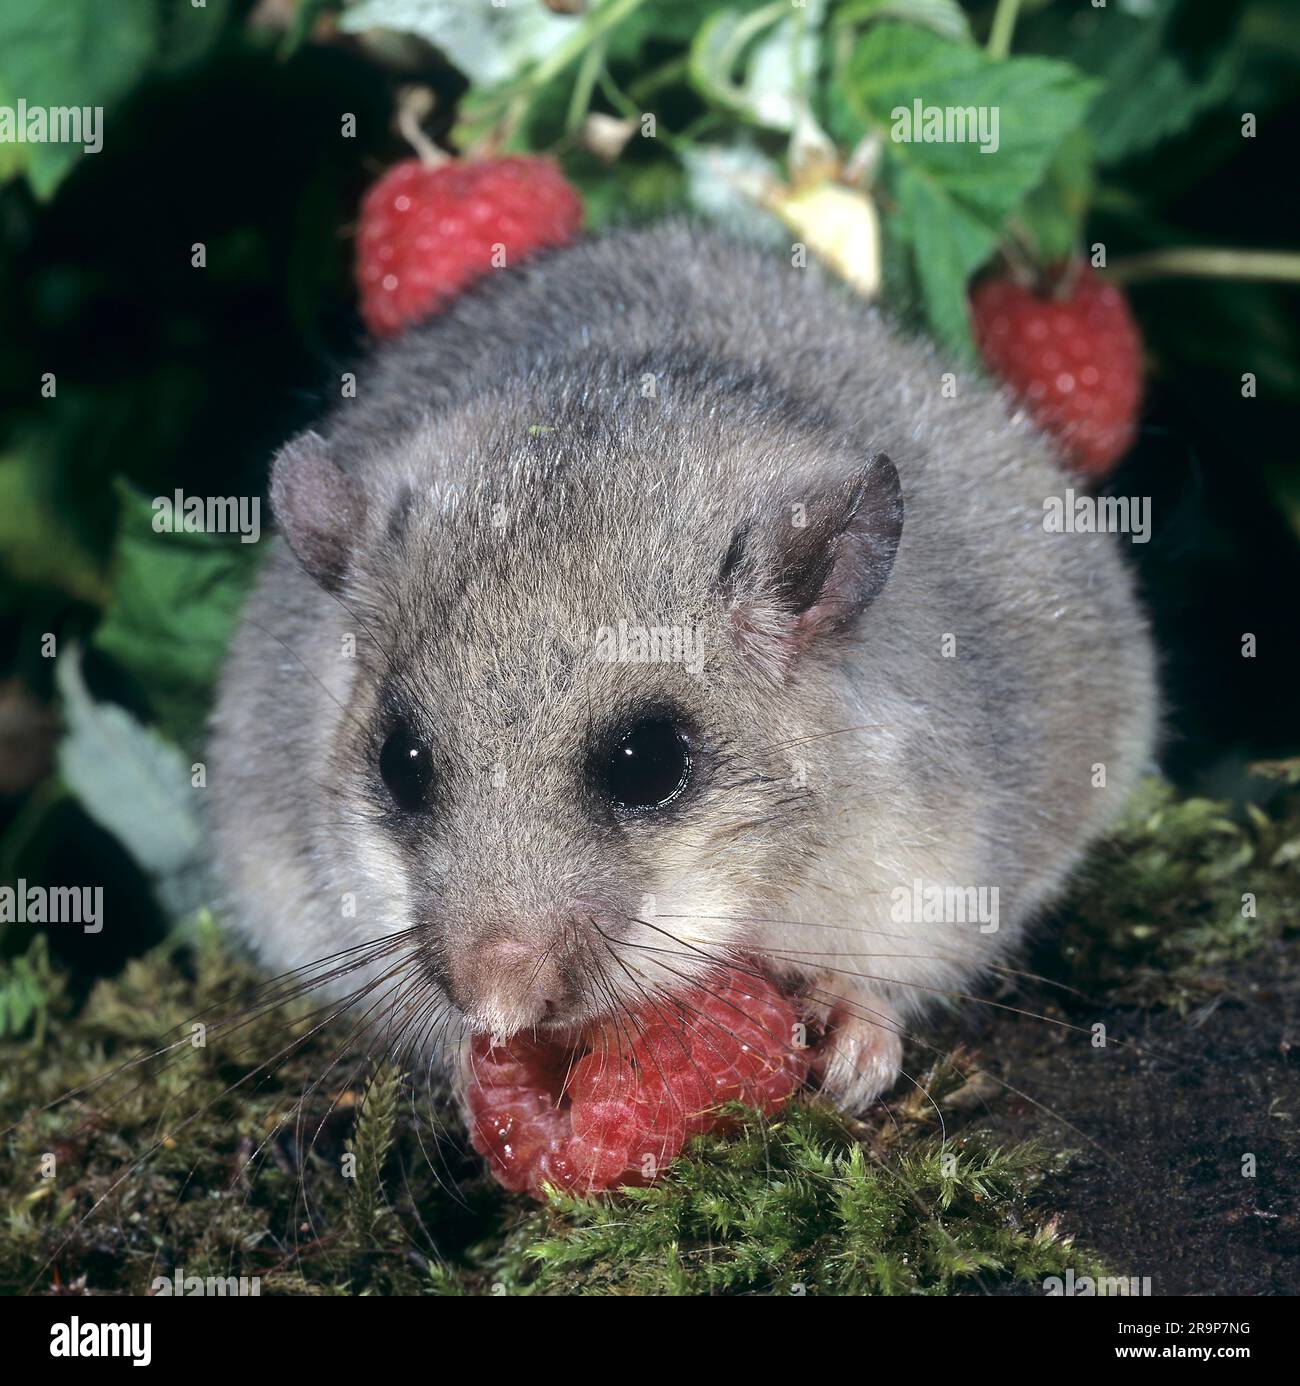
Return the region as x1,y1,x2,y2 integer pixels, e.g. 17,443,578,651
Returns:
54,646,205,921
155,0,234,75
92,479,262,750
1013,127,1095,262
843,20,981,112
1065,0,1246,165
891,162,999,360
338,0,579,87
689,0,827,134
0,0,159,199
0,445,110,605
832,0,973,45
839,24,1097,355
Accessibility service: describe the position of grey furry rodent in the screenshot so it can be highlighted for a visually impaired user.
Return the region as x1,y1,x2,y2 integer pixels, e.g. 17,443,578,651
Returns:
208,224,1157,1112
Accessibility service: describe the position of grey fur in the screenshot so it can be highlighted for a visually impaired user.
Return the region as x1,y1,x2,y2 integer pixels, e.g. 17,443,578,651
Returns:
208,224,1157,1112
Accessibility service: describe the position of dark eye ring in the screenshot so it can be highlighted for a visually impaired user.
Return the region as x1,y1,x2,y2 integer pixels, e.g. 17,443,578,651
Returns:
379,723,434,813
601,717,693,811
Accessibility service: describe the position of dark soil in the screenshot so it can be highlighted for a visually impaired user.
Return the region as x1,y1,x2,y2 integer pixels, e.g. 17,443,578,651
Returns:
927,939,1300,1295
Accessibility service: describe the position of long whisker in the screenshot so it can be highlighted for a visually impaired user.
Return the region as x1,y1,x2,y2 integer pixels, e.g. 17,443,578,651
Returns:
651,910,1101,1002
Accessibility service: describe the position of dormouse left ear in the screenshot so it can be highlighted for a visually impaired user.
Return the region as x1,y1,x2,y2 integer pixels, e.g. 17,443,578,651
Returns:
268,430,363,592
720,452,903,679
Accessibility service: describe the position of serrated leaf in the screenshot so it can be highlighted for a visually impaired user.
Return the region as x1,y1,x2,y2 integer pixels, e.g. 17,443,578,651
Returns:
891,161,994,357
55,647,205,921
849,30,1097,219
844,20,981,109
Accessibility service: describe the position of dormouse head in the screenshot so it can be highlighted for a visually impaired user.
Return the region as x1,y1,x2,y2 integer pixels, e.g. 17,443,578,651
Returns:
269,364,903,1039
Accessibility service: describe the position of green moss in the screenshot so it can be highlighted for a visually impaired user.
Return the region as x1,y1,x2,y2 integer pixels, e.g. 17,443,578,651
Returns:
3,775,1296,1296
1058,771,1300,1007
446,1107,1104,1296
0,928,1091,1296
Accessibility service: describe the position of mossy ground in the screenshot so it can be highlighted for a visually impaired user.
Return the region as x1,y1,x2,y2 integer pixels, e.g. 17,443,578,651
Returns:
2,776,1297,1296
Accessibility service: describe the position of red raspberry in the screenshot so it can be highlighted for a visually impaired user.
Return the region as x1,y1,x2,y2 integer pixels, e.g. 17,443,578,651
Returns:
355,156,584,337
568,1056,688,1184
467,1031,566,1093
570,1097,638,1143
465,1085,566,1194
631,1023,697,1076
532,1144,586,1195
566,1051,637,1107
676,982,810,1125
462,963,810,1200
632,1025,715,1132
627,1074,689,1162
970,263,1143,478
564,1138,636,1190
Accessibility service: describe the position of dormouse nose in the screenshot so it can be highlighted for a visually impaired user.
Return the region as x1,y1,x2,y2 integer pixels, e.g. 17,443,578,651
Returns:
446,934,572,1036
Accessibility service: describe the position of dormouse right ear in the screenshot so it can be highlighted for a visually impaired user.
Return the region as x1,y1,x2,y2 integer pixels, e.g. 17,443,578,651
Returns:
720,452,903,682
268,431,362,592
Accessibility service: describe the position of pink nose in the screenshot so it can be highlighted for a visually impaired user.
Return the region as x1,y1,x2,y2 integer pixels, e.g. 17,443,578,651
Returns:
447,936,569,1035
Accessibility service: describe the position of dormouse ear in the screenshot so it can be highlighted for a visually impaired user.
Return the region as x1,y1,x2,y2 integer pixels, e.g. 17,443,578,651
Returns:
268,431,363,592
721,452,903,679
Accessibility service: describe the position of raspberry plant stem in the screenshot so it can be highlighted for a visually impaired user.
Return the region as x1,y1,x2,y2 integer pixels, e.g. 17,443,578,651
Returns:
1105,248,1300,285
566,37,609,133
395,85,445,167
987,0,1022,61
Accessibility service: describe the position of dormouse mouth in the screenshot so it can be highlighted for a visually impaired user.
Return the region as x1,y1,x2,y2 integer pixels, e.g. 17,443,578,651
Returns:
462,957,819,1200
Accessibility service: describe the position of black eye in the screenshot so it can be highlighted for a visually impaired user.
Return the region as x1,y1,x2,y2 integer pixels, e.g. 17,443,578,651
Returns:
602,718,692,811
379,723,434,813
